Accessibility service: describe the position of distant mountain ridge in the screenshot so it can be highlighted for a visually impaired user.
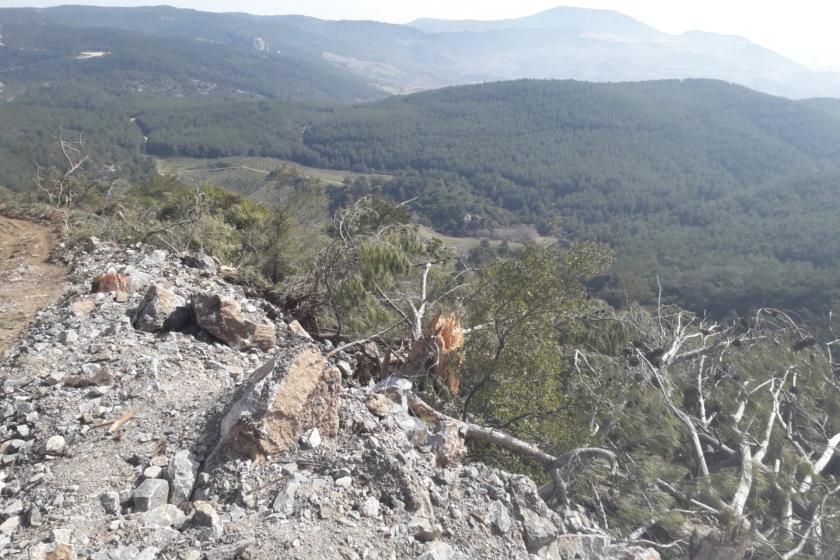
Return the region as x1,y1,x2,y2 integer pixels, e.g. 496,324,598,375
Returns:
1,4,839,98
409,6,664,37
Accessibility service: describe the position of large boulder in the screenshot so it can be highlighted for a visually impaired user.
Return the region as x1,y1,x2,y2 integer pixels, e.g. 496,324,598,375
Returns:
133,284,190,332
192,293,276,351
209,345,340,462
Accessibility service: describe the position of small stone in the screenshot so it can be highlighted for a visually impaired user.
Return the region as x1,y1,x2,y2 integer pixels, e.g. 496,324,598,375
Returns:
0,515,20,534
71,298,97,315
141,504,186,528
287,320,313,340
365,393,392,418
204,539,253,560
2,499,23,517
334,476,352,489
273,474,304,515
488,500,512,534
26,505,43,527
300,427,321,449
144,466,163,479
192,501,224,538
16,424,30,438
418,542,454,560
336,360,353,377
92,368,115,386
91,273,130,293
45,435,66,454
134,478,170,512
410,515,443,542
359,497,380,518
100,492,120,515
59,330,80,345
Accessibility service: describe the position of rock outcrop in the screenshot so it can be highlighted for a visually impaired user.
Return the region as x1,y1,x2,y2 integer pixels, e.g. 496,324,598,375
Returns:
210,345,340,462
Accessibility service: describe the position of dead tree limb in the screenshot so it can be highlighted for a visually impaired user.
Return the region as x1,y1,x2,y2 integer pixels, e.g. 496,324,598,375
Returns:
406,392,616,504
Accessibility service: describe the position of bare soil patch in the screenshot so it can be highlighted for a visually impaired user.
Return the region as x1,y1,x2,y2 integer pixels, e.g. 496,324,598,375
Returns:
0,215,66,355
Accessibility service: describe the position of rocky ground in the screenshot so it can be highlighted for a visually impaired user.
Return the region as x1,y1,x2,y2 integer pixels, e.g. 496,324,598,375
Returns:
0,237,659,559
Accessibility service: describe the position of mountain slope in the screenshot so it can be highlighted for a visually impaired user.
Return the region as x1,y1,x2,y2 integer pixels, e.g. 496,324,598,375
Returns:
0,8,387,103
135,79,840,317
3,4,840,98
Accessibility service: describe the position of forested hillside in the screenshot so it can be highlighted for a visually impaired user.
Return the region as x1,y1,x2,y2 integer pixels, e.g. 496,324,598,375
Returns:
6,63,840,318
131,79,840,318
0,10,385,103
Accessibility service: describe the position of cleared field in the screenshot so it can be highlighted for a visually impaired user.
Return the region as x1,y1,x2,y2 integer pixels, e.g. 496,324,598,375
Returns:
156,156,389,198
417,225,553,256
156,157,545,256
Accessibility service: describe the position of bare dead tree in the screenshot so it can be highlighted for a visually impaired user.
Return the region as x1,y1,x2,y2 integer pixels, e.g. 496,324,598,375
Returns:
587,305,840,557
35,128,90,208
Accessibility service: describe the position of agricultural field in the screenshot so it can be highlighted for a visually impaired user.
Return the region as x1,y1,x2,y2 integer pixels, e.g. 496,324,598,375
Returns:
156,156,388,200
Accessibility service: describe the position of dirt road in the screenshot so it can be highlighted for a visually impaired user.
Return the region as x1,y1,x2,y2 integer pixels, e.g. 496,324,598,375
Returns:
0,216,66,356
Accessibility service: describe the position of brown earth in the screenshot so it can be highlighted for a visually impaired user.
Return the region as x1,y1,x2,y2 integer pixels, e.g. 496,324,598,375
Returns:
0,215,66,356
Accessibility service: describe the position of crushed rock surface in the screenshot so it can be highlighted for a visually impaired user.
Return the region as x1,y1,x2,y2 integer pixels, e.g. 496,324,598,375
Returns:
0,241,656,560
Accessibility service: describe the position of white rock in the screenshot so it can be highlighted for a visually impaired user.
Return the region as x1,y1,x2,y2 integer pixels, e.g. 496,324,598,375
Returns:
300,427,321,449
167,450,199,505
272,474,305,515
45,435,66,454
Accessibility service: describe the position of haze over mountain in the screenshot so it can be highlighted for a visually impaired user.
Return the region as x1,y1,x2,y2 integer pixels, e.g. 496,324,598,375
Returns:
3,4,840,98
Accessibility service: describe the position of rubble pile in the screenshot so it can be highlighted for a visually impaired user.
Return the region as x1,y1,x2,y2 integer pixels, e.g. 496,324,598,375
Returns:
0,240,659,559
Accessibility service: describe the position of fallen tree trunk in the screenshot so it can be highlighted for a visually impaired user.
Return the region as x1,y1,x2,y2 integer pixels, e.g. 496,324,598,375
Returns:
406,392,616,504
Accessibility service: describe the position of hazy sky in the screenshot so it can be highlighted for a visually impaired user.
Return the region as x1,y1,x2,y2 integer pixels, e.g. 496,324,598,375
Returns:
4,0,839,70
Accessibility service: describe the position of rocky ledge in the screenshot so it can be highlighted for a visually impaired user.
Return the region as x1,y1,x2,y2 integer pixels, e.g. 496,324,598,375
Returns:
0,240,658,560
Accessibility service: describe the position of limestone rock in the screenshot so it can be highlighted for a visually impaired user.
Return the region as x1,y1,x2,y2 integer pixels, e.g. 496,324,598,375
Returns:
520,509,558,554
191,501,223,538
193,293,276,351
44,435,66,454
543,534,610,559
287,320,313,340
611,546,662,560
211,346,340,461
167,450,199,505
99,492,120,515
133,284,190,333
141,504,186,529
134,479,170,513
488,500,511,534
418,542,454,560
272,474,305,515
359,496,380,518
0,515,19,534
300,427,321,449
427,420,465,467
